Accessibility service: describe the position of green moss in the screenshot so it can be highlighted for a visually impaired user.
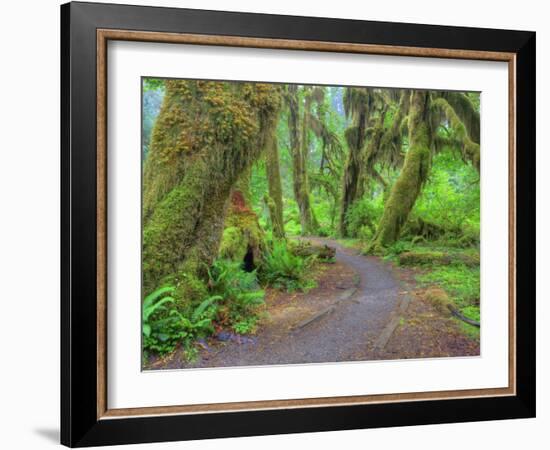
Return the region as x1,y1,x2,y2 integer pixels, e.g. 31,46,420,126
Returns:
220,169,266,267
423,287,453,317
399,251,447,265
287,85,319,236
417,263,480,310
219,226,247,261
398,250,479,267
455,318,480,341
369,91,433,252
339,87,370,237
432,97,480,171
265,132,285,238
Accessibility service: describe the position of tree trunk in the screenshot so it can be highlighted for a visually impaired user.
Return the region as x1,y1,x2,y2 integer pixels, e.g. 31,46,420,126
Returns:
265,133,285,239
220,169,265,271
369,91,432,252
142,79,281,305
287,86,317,235
339,88,369,237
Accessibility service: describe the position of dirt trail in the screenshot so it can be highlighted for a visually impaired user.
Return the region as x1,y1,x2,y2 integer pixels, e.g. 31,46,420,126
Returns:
160,238,413,369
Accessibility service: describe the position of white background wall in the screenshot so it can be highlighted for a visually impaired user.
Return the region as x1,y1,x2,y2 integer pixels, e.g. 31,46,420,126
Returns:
0,0,545,448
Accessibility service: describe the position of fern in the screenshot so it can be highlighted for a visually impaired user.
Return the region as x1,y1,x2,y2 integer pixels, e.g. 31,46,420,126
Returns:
261,240,314,292
142,286,176,336
191,295,223,322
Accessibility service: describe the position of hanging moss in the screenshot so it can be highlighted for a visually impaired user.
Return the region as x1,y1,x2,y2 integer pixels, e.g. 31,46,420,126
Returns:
432,97,480,171
142,79,281,306
339,87,371,237
287,85,318,235
369,91,433,253
378,90,410,168
438,91,480,144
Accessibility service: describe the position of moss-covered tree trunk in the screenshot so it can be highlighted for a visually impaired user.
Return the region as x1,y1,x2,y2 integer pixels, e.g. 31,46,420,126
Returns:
142,80,280,304
339,88,369,237
369,91,432,252
287,86,318,235
264,127,285,239
220,169,265,270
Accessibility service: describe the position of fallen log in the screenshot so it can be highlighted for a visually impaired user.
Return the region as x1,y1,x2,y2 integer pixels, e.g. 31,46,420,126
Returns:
399,251,479,267
290,241,336,260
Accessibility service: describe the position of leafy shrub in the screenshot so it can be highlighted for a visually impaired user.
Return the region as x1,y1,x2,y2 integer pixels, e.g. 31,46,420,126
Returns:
232,317,259,335
260,240,315,292
384,240,412,258
284,219,302,236
412,150,480,244
208,259,265,324
346,197,383,239
142,285,222,355
316,224,332,237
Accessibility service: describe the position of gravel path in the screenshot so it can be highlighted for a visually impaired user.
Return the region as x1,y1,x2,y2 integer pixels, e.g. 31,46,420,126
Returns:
165,238,404,369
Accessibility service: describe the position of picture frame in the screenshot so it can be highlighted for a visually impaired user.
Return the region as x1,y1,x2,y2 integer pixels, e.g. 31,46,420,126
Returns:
60,1,535,447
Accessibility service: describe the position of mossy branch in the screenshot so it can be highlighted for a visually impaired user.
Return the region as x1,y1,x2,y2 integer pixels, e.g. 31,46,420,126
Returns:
432,97,480,171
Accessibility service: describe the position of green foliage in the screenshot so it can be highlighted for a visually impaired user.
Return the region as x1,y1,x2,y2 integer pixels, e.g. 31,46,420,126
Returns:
461,305,480,322
399,250,446,265
260,240,316,292
143,78,165,92
207,259,265,324
142,80,482,359
142,286,176,340
143,260,266,357
411,149,480,244
232,317,259,335
384,240,413,258
382,237,481,339
142,285,222,355
346,196,384,240
417,263,480,310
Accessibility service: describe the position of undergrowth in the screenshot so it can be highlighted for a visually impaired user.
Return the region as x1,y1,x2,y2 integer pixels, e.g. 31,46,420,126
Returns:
143,259,266,360
143,243,317,361
382,239,480,336
260,239,317,292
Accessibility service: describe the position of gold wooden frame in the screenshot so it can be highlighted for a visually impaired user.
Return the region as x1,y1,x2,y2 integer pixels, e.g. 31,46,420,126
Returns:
96,29,516,420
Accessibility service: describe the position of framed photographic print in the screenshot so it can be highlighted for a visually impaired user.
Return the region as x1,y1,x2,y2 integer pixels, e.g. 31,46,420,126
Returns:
60,1,536,447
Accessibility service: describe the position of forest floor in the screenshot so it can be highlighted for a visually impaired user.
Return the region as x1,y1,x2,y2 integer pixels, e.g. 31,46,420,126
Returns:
149,238,479,370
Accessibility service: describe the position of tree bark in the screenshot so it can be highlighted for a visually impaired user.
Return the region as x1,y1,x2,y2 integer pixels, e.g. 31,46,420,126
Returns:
339,88,369,237
265,133,285,239
287,86,318,235
220,169,265,271
142,79,281,304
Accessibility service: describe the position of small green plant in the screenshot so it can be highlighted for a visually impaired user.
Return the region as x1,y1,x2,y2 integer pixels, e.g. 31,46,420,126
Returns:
142,286,176,340
384,240,412,259
260,240,315,292
232,317,258,335
208,258,265,329
168,294,223,338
